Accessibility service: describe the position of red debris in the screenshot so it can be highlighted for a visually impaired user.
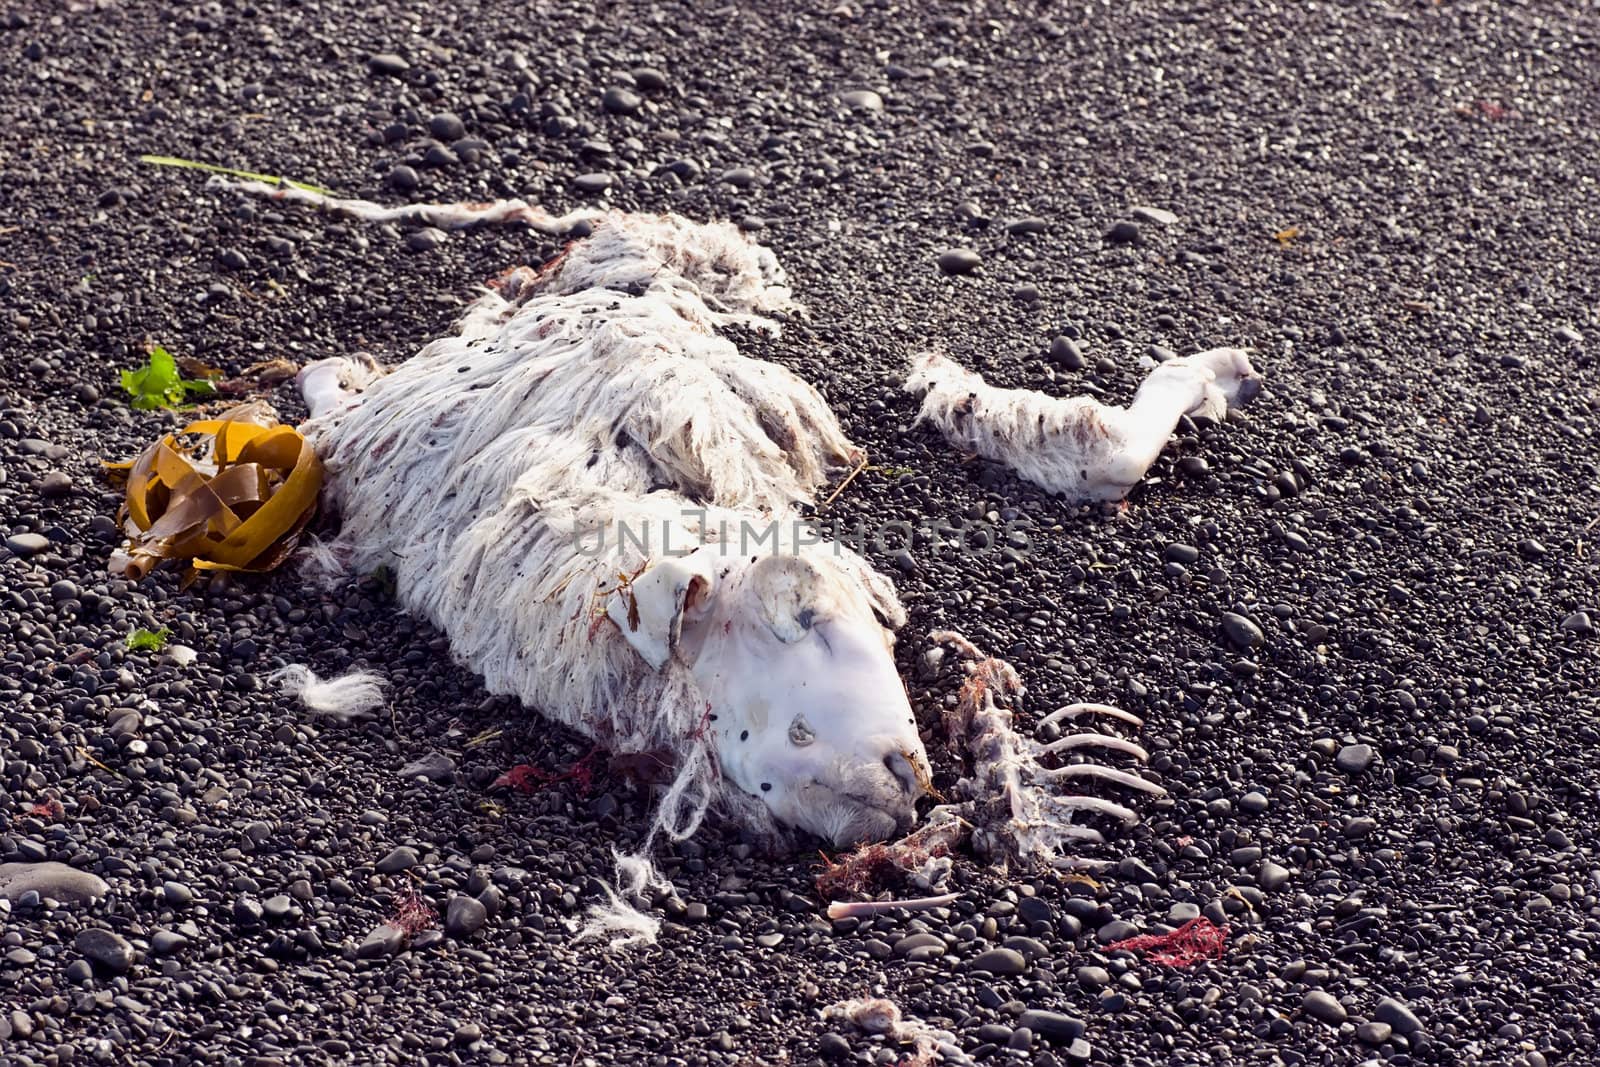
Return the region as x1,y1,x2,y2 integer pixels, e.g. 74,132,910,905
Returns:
27,798,64,820
493,745,602,796
387,886,438,936
1108,916,1229,967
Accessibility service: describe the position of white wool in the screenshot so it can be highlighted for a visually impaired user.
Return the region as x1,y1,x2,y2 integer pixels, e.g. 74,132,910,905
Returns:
904,348,1261,500
271,664,387,721
823,997,959,1066
294,535,350,590
576,849,675,951
279,211,898,832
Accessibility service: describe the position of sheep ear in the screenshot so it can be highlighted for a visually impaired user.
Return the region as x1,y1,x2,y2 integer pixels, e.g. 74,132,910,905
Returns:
749,555,827,644
607,549,718,669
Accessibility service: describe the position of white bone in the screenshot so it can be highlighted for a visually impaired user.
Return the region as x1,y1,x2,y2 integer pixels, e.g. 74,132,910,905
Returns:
1039,702,1146,729
1039,763,1167,795
1038,733,1151,761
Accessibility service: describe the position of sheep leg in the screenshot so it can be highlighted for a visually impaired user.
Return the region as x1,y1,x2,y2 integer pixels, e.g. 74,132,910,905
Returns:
1100,348,1262,490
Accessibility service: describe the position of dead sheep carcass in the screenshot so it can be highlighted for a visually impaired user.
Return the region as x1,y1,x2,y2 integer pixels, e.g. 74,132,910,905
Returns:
216,180,1262,860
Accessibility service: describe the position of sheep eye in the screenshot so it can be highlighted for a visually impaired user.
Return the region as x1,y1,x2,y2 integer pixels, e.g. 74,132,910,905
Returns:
788,716,815,746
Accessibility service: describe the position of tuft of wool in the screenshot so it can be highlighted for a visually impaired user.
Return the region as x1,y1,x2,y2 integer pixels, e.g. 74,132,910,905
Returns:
823,997,959,1067
271,664,387,722
294,535,350,591
577,849,674,950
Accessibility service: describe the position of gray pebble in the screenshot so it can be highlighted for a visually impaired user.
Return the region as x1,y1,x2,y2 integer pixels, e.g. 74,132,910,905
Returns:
0,862,109,903
968,947,1027,975
573,173,614,195
937,248,982,275
1257,860,1290,891
840,89,883,112
1105,220,1142,245
602,87,642,115
376,846,419,874
357,923,405,959
1130,205,1178,226
4,533,51,558
1373,996,1423,1034
1335,743,1374,774
1221,612,1263,649
427,112,465,141
1015,1010,1084,1043
1302,990,1347,1024
74,928,134,974
387,165,420,192
368,53,410,76
1356,1020,1393,1043
446,894,488,939
405,228,446,254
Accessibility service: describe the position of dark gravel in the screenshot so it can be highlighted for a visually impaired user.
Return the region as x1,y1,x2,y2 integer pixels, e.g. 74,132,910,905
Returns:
3,2,1600,1066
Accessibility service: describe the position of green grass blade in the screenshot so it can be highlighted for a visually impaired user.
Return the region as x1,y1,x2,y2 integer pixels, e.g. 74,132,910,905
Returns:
139,155,333,196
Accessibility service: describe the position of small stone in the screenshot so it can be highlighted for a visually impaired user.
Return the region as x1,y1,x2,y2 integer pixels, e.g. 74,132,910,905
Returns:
427,113,466,141
1049,336,1084,369
720,167,758,188
1015,1010,1084,1044
1560,611,1594,634
968,948,1027,975
1257,861,1290,891
445,895,488,939
4,533,51,558
387,165,420,192
819,1033,851,1059
632,67,670,93
357,924,405,959
937,248,982,275
1075,966,1110,990
1556,326,1582,344
1006,216,1048,235
150,929,189,955
422,144,459,168
1239,790,1270,814
839,89,883,112
262,895,298,922
1221,612,1263,649
375,846,419,874
1105,220,1142,245
0,862,109,903
602,87,642,115
74,928,135,974
1130,205,1178,226
1163,543,1200,565
1372,997,1423,1035
217,248,249,271
399,752,456,782
573,173,614,195
368,53,410,76
1302,990,1347,1024
1356,1021,1393,1044
405,228,446,254
1334,744,1374,774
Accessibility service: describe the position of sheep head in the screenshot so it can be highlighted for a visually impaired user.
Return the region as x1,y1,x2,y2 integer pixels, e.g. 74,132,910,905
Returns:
607,546,930,846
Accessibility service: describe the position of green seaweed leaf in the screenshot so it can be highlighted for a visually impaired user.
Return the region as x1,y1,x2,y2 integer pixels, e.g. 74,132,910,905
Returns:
119,345,216,410
126,626,172,651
